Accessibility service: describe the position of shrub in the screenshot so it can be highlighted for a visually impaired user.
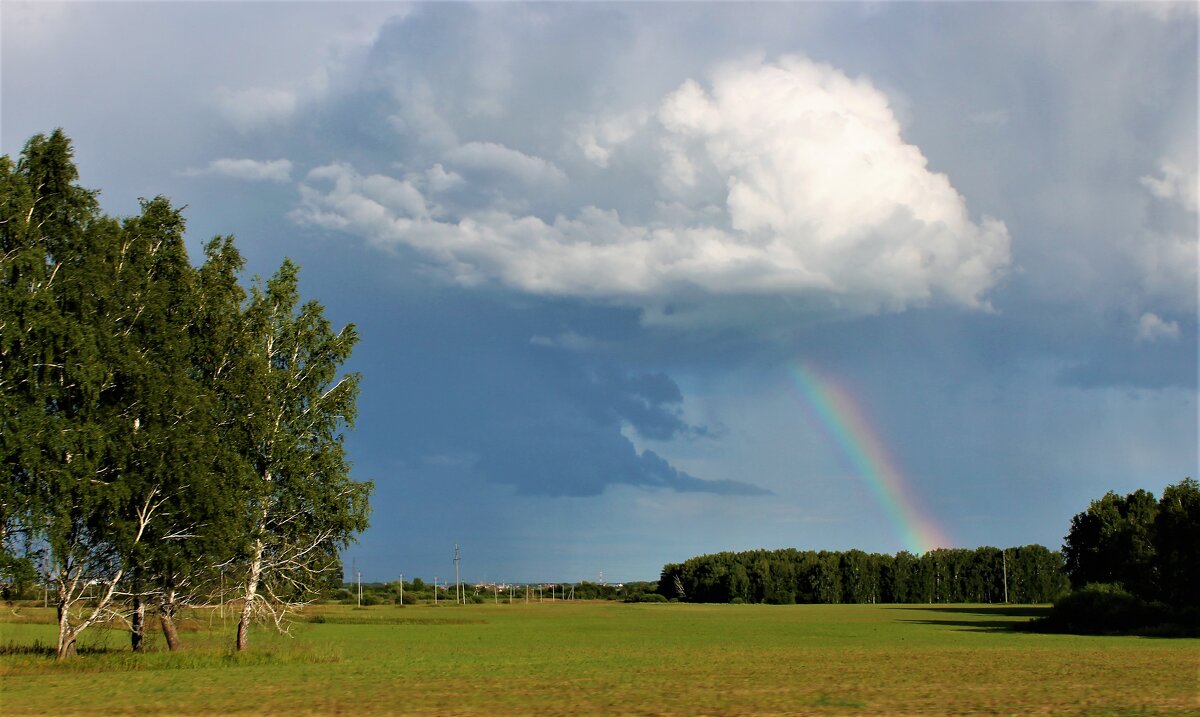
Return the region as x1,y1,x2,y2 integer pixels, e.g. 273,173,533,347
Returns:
1036,583,1172,634
624,593,668,603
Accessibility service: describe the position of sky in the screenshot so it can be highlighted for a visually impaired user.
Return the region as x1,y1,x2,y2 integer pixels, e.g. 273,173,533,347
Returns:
3,1,1196,584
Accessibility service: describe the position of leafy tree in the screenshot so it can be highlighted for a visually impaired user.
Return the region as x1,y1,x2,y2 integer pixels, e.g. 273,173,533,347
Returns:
0,130,135,659
113,203,255,652
885,551,918,603
1063,489,1158,595
1008,544,1068,603
0,148,46,594
1151,478,1198,609
231,260,372,650
839,549,872,604
2,130,372,658
728,562,750,602
814,551,842,604
1043,480,1195,634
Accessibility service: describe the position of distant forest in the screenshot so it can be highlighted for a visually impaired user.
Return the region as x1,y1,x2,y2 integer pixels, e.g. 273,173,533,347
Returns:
659,545,1068,605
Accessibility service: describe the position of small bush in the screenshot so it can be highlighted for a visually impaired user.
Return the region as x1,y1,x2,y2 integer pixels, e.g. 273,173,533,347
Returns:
624,593,668,603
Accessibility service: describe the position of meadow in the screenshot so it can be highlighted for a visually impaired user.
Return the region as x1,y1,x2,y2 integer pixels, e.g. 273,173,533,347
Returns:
1,601,1196,716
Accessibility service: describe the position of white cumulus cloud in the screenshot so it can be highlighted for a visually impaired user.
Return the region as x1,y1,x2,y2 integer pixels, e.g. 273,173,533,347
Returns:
445,141,568,187
293,56,1011,318
574,110,651,168
652,56,1011,309
184,158,294,182
1140,160,1198,213
425,164,465,193
214,87,299,132
1136,158,1198,311
1136,312,1181,343
291,163,432,242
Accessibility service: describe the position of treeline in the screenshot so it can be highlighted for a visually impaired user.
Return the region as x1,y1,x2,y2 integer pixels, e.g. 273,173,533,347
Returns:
0,131,372,659
659,545,1068,605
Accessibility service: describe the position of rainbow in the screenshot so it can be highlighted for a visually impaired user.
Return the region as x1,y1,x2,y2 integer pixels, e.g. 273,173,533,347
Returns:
787,362,949,555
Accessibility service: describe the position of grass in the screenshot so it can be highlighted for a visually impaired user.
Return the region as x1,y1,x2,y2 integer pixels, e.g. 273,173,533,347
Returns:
1,602,1196,715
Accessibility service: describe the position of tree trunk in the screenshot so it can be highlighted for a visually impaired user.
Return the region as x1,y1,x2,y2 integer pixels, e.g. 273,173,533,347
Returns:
56,601,77,660
131,594,146,652
131,569,145,652
55,568,124,660
236,538,265,651
159,590,181,651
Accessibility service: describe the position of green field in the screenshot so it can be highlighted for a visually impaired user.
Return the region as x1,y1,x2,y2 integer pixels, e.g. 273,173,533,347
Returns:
2,602,1196,715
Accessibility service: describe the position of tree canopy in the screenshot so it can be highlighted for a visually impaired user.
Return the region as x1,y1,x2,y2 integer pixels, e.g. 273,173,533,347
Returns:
1062,477,1198,611
659,544,1068,605
0,130,372,658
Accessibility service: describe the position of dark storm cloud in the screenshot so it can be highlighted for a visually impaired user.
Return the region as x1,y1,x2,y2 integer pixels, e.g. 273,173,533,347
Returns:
332,275,764,499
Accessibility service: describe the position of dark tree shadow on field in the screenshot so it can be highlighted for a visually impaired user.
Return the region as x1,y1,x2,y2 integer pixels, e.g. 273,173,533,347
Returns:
885,605,1052,633
885,605,1050,618
888,605,1197,637
897,618,1030,632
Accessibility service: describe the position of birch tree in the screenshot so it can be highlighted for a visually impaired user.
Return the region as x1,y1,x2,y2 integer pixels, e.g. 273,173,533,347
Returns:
232,260,371,651
107,197,226,652
0,148,47,592
0,130,136,658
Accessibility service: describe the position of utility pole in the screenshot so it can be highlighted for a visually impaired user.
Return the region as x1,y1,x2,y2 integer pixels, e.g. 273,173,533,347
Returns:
434,577,438,605
453,544,461,605
399,573,404,607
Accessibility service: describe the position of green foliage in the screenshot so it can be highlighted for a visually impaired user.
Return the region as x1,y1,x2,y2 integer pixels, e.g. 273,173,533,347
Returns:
1052,478,1199,632
0,553,38,600
1063,489,1158,593
227,256,372,648
625,592,668,603
0,130,372,657
1035,583,1177,635
1153,478,1199,609
660,544,1067,605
